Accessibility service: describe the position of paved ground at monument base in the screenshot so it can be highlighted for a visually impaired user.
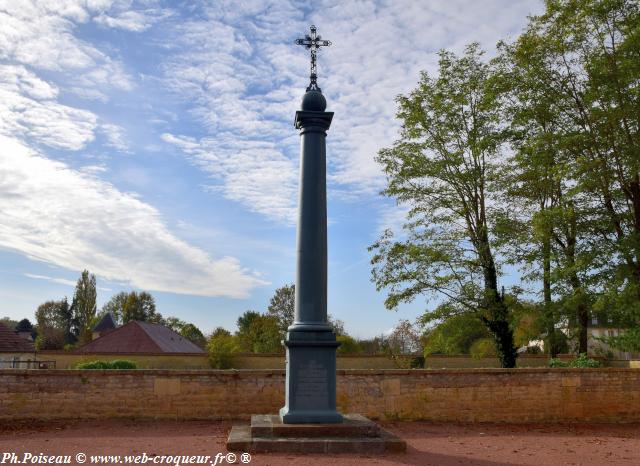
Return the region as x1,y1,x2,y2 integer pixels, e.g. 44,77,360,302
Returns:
1,419,639,466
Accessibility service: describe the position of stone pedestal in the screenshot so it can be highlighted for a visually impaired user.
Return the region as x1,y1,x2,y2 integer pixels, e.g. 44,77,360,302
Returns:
227,414,406,454
279,331,342,423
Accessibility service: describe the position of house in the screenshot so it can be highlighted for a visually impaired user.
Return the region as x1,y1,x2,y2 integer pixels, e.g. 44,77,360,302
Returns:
75,320,205,354
0,322,36,368
587,315,638,360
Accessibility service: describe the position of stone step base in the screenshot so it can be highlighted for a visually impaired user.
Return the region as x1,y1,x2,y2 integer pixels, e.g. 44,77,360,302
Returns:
226,414,406,454
251,413,379,438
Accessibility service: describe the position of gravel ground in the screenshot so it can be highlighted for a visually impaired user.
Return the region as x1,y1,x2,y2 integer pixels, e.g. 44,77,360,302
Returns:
1,419,639,466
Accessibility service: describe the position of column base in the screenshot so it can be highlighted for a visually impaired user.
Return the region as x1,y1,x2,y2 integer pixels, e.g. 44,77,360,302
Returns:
279,407,343,424
280,330,341,424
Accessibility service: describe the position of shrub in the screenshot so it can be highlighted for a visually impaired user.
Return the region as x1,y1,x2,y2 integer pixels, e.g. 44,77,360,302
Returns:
570,353,601,368
110,360,137,369
207,332,238,369
75,360,137,369
548,358,568,368
76,360,112,369
548,353,600,368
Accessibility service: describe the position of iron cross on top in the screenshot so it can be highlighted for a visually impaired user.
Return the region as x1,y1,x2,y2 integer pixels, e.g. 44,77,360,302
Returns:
295,25,331,92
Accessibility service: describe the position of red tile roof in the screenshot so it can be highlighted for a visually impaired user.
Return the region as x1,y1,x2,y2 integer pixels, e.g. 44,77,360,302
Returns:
75,321,205,354
0,322,35,352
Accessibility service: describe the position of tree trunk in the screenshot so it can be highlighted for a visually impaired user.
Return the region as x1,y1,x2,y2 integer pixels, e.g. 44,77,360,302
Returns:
542,233,558,357
629,174,640,299
478,227,517,368
565,203,588,354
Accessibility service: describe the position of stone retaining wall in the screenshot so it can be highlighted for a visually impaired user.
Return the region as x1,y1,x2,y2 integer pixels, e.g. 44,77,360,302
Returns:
1,369,639,423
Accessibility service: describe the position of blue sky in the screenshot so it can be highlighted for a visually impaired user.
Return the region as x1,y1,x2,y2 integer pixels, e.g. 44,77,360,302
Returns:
0,0,544,338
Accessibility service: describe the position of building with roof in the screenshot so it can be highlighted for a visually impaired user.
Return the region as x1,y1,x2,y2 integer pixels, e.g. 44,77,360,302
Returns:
0,322,36,368
76,321,205,354
92,312,117,340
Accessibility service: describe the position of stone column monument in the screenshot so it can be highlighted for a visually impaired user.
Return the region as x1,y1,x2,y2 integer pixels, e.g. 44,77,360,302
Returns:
226,26,405,452
279,25,342,424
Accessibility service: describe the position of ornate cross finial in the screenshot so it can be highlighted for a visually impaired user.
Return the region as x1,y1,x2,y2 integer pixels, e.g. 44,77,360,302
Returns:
295,25,331,92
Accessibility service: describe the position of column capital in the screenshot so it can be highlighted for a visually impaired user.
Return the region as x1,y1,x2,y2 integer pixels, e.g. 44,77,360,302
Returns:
294,111,334,131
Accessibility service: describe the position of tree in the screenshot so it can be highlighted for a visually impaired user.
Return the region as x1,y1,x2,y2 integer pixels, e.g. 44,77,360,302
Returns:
490,36,573,357
163,316,187,332
422,314,491,356
161,316,206,348
100,292,129,325
15,318,33,333
34,299,71,350
180,323,206,348
328,314,346,336
370,44,517,367
237,310,261,333
357,335,389,355
101,291,161,325
207,328,238,369
72,270,97,344
0,317,18,329
236,310,282,353
386,319,422,355
122,291,160,323
267,284,295,334
336,335,363,354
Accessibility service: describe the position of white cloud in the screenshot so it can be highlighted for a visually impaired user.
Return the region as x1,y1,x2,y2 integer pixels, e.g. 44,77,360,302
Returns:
23,273,77,287
100,123,129,152
80,164,108,175
159,0,543,225
0,0,133,92
94,8,173,32
0,135,266,298
376,202,411,238
0,65,97,150
162,133,298,224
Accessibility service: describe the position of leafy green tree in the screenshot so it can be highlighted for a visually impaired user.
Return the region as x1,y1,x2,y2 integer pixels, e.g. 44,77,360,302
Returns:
604,328,640,353
122,291,160,323
490,36,573,356
236,311,282,353
100,292,128,324
336,335,363,354
101,291,161,325
328,314,346,336
15,318,33,333
163,316,187,332
518,0,640,348
236,310,261,336
469,338,497,359
267,284,295,334
72,270,97,344
34,299,71,350
422,314,491,355
207,328,238,369
0,317,18,329
370,44,517,367
179,323,206,348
